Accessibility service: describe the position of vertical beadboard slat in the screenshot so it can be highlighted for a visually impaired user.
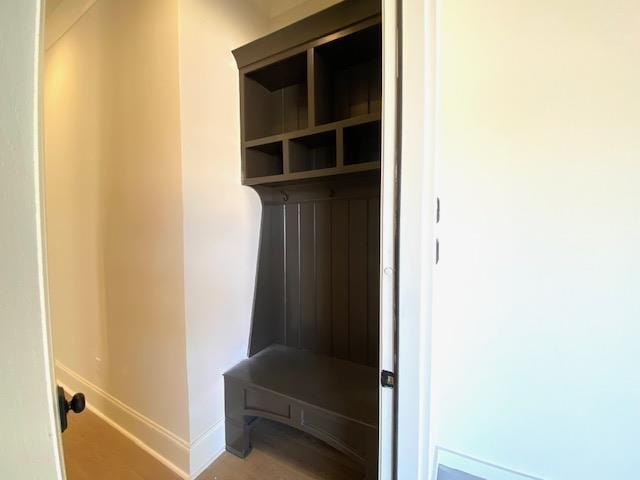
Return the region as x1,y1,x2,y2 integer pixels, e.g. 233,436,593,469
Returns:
315,201,332,354
348,199,369,364
299,202,316,349
331,199,349,359
285,203,300,346
367,197,381,366
271,205,286,345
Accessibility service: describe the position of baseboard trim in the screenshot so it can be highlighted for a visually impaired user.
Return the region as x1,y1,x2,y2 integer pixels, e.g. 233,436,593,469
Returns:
189,420,226,478
55,362,190,478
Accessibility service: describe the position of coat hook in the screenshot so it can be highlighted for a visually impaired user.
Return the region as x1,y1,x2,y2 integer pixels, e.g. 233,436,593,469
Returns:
281,191,288,202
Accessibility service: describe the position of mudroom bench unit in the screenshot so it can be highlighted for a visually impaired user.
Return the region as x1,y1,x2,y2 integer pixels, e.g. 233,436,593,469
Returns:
224,2,383,478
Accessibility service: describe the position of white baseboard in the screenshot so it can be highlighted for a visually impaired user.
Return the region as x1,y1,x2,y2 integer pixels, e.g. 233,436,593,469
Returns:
189,420,225,479
56,362,227,479
55,361,190,478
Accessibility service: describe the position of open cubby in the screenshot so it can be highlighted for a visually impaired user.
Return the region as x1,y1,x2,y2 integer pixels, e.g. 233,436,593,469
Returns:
314,24,382,126
344,120,381,166
244,52,308,141
289,131,336,172
231,4,382,478
245,141,283,178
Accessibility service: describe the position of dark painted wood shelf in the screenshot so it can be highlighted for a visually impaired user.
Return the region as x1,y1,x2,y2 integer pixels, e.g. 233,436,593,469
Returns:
244,161,380,187
239,17,382,187
243,112,380,149
243,113,381,186
228,4,382,477
244,161,380,186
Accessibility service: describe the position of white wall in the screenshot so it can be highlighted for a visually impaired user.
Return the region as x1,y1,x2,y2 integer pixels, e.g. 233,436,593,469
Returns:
430,1,640,478
177,0,268,473
44,0,191,472
0,0,63,477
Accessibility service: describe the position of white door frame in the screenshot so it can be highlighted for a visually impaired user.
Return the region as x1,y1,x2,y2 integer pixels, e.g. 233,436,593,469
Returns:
379,1,399,479
0,0,65,478
395,0,437,479
381,0,436,478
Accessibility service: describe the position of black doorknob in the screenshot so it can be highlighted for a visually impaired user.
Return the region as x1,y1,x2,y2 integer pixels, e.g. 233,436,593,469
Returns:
67,392,86,414
57,386,86,432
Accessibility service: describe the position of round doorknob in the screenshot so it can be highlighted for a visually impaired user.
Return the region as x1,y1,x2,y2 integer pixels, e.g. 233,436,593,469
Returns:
67,392,86,414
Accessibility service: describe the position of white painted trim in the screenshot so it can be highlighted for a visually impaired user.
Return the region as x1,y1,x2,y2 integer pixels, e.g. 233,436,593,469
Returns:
396,0,436,478
55,363,190,479
56,363,226,479
188,420,225,479
44,0,97,50
379,1,400,479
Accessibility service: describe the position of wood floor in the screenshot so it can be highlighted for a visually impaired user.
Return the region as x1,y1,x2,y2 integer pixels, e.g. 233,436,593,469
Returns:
62,408,179,480
62,408,364,480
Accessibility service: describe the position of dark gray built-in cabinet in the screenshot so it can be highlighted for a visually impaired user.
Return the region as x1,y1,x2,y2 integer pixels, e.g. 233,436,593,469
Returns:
224,2,382,478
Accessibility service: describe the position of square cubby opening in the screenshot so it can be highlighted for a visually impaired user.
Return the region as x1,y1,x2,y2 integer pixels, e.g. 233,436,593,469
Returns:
244,53,308,140
289,131,337,173
314,24,382,126
245,142,283,179
344,121,381,166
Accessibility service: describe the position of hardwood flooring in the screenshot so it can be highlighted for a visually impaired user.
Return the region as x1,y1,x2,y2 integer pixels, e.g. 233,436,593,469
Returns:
62,408,363,480
62,408,179,480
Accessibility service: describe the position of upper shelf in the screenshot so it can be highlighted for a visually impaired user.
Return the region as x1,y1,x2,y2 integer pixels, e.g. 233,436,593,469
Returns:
314,24,382,126
243,52,308,141
239,18,382,187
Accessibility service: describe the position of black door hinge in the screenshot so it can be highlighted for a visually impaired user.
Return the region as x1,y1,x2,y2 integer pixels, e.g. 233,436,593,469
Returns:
381,370,395,388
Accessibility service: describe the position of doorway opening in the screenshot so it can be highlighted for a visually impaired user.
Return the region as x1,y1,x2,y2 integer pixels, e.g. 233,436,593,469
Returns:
43,1,392,479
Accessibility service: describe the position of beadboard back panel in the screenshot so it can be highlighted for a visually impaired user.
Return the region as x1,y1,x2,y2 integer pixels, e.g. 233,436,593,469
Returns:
249,174,380,367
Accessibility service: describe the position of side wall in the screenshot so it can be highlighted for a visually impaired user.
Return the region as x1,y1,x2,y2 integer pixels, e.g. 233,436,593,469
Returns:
177,0,268,473
430,1,640,478
44,0,190,473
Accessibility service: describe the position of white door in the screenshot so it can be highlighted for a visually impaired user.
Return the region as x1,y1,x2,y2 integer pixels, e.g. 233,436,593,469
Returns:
0,1,65,478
